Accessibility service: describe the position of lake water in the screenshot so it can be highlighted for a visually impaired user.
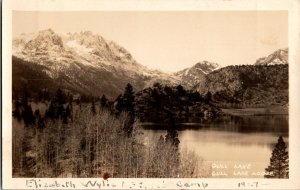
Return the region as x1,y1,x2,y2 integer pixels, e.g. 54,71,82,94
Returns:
140,115,288,178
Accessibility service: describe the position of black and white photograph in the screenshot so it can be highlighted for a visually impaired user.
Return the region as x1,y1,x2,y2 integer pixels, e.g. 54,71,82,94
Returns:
3,1,300,189
10,11,289,179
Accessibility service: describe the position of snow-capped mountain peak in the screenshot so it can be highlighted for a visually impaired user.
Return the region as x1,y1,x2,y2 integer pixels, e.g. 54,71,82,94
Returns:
66,40,93,53
193,61,220,74
254,48,288,65
12,29,177,95
12,29,234,96
176,61,220,77
13,29,142,70
173,61,221,88
23,28,64,52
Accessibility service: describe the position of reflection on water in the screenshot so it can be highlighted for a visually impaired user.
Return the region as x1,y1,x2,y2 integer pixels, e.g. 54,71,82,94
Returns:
140,115,288,178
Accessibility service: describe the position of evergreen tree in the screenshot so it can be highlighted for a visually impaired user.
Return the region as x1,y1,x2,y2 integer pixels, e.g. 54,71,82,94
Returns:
122,84,135,137
164,108,180,147
100,95,108,108
62,113,68,124
45,89,67,119
176,85,186,97
61,105,71,124
56,89,66,119
34,109,41,120
123,83,135,112
164,86,173,96
265,136,289,178
114,94,123,115
13,100,22,121
91,101,96,115
38,90,43,102
153,82,163,90
76,98,81,105
55,88,66,105
204,91,212,104
45,101,56,119
22,105,35,127
44,90,51,101
57,104,65,119
65,105,71,118
21,89,29,108
37,117,45,129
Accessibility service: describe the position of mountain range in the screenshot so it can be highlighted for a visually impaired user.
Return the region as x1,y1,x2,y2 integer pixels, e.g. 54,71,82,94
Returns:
194,49,288,106
12,29,288,106
13,29,174,97
254,48,288,65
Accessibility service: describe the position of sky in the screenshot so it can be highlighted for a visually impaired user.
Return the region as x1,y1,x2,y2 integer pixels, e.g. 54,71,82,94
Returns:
13,11,288,72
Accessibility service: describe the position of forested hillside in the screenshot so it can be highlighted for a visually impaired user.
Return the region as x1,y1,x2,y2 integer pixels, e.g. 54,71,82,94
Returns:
195,64,288,107
135,83,222,123
12,56,146,99
12,56,58,99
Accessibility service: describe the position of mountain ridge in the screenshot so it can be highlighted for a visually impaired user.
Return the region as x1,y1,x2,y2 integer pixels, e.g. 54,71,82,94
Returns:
194,64,288,106
174,61,220,88
254,48,288,65
13,29,164,97
12,29,221,97
12,29,288,104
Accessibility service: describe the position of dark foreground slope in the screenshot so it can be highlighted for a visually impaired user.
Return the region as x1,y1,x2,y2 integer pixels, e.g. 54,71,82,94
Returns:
12,56,146,99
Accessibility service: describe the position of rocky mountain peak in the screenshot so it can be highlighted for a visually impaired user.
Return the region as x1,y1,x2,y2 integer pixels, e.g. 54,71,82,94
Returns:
22,28,64,53
68,31,107,48
194,61,220,74
173,61,221,89
12,29,164,86
254,48,288,65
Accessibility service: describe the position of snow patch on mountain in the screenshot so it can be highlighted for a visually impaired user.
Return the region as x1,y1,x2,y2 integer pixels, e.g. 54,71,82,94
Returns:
66,40,93,53
254,48,288,65
196,67,208,74
12,28,227,93
12,28,180,94
173,61,221,88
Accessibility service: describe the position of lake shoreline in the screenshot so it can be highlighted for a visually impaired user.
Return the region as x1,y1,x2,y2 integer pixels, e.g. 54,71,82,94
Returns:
141,115,288,178
139,113,289,132
221,106,288,116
